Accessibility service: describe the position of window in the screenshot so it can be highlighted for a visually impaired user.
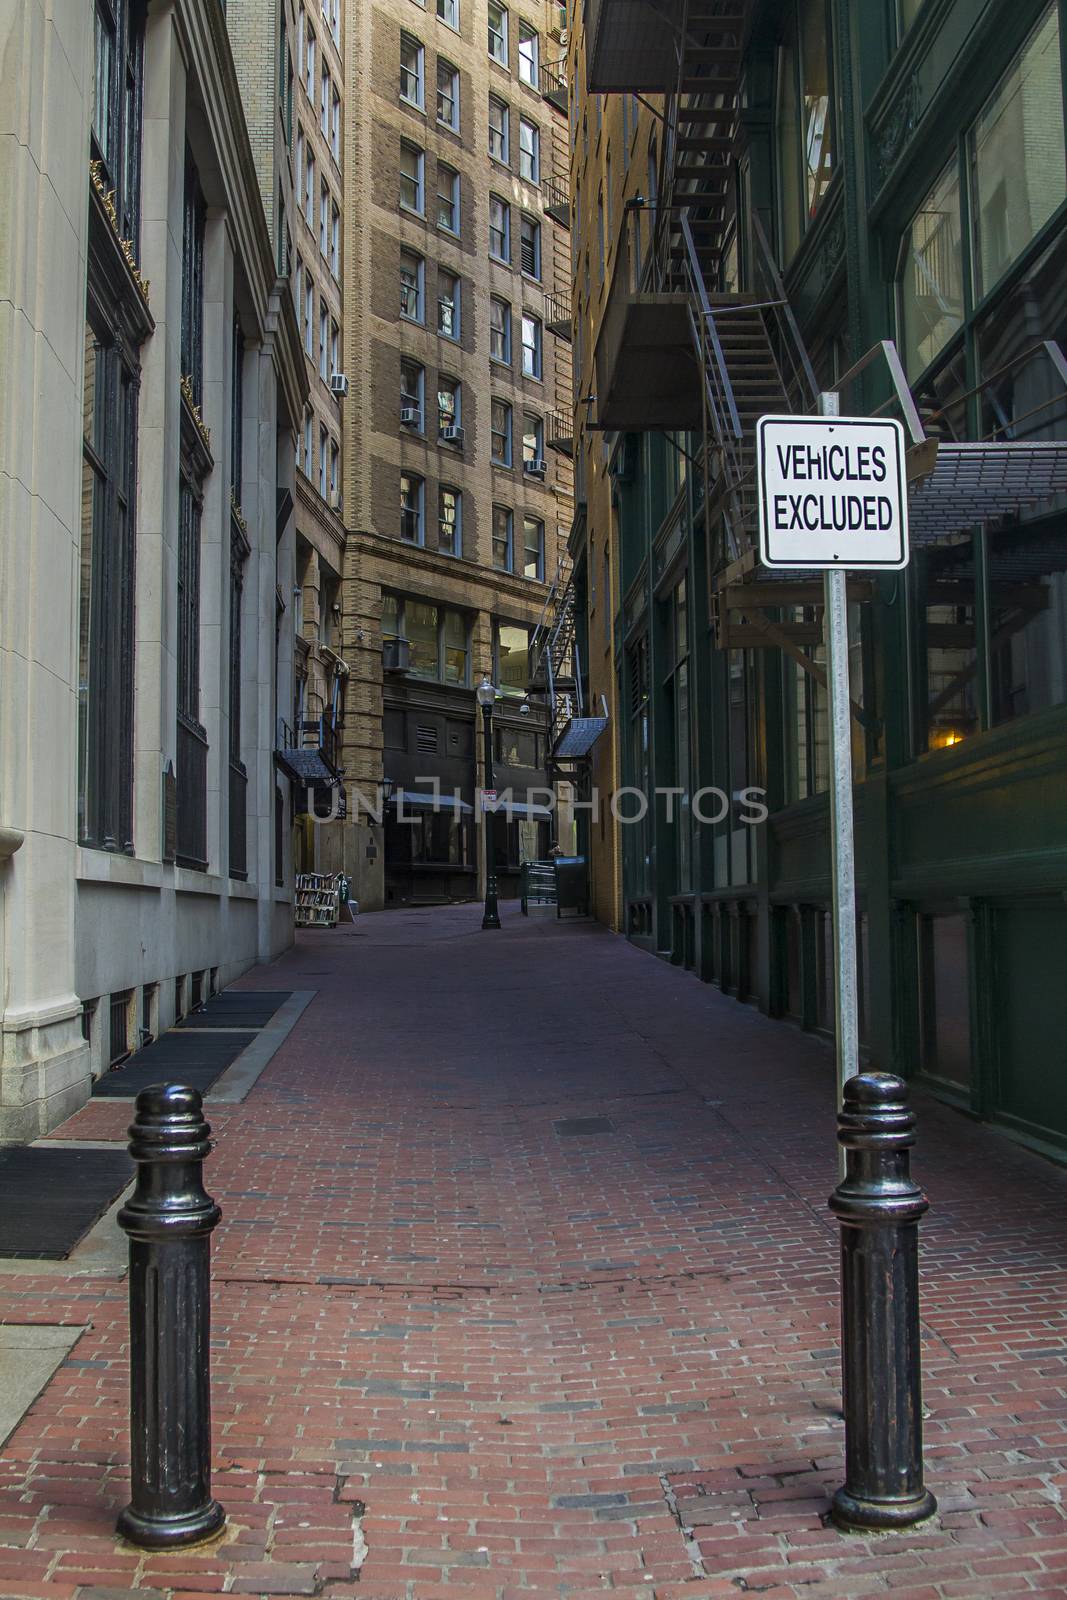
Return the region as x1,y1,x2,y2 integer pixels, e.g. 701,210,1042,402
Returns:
329,436,339,498
438,268,460,337
406,599,438,675
518,116,539,182
776,0,834,263
383,595,469,681
518,23,538,86
491,397,513,463
489,194,511,260
522,411,544,463
489,95,509,163
400,140,424,212
520,214,541,278
899,159,963,378
301,407,313,471
438,485,462,555
400,358,425,425
442,608,468,681
331,87,341,160
495,621,531,695
493,505,514,570
319,299,329,378
400,472,424,542
437,0,459,29
305,29,315,98
320,178,329,255
303,275,314,353
79,316,139,852
321,66,330,134
488,1,508,62
180,148,206,405
400,248,424,320
971,6,1064,301
330,202,340,274
329,318,340,378
304,150,315,225
437,162,460,232
521,312,542,377
522,515,545,580
490,296,512,363
400,33,424,107
296,126,305,199
438,374,461,433
319,423,329,496
437,60,460,129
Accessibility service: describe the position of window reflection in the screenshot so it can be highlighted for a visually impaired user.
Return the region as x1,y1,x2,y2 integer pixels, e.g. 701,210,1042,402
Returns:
776,0,834,264
900,160,964,378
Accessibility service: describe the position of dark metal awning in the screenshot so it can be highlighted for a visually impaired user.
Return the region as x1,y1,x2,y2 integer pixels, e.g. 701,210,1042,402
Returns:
392,789,473,813
553,717,610,758
274,747,340,786
907,441,1067,543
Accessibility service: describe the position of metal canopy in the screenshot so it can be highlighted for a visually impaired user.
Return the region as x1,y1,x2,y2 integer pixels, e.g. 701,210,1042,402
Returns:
553,717,610,758
391,789,473,813
908,441,1067,543
274,748,340,786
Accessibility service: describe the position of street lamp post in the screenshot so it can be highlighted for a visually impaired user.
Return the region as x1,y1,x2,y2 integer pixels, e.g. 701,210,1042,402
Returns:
476,676,501,929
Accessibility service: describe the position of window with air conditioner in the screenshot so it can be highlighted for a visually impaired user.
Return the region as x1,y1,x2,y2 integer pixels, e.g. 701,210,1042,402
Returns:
400,358,425,426
437,375,461,435
522,412,544,467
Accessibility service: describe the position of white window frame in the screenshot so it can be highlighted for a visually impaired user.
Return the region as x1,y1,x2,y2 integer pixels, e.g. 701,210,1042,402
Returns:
518,116,539,183
400,472,425,544
490,296,512,364
521,311,542,377
489,95,510,164
437,162,460,233
437,269,460,338
518,22,538,86
488,1,508,63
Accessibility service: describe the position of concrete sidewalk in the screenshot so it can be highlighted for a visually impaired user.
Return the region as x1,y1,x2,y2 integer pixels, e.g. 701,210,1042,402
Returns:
1,902,1066,1599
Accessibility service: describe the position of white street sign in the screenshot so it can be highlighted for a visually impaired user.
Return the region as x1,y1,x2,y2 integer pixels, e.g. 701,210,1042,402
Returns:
756,415,909,570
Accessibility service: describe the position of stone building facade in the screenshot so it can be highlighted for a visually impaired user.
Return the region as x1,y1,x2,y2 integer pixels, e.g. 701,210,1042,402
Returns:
339,0,574,908
0,0,307,1140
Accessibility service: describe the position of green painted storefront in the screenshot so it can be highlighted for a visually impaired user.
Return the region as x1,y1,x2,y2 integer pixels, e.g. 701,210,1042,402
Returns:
597,0,1067,1157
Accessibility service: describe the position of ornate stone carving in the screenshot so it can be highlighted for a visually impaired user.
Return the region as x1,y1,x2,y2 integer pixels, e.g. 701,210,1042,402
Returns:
181,374,212,452
874,76,920,190
89,159,151,306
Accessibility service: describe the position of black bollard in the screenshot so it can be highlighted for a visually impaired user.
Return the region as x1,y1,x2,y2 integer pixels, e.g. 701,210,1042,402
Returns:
829,1072,937,1532
116,1084,225,1549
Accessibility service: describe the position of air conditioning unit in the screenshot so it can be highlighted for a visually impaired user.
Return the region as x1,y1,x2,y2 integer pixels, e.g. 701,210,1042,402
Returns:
382,636,411,673
330,372,349,398
523,457,547,478
439,424,464,446
329,489,343,513
400,406,422,427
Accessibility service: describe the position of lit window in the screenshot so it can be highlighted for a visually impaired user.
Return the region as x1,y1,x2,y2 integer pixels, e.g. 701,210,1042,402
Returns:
400,358,425,426
518,116,539,183
521,312,542,378
522,412,544,463
523,515,545,581
518,23,538,85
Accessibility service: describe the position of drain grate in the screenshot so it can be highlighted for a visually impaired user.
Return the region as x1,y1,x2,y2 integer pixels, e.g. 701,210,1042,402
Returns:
554,1117,614,1137
177,991,291,1030
0,1146,134,1258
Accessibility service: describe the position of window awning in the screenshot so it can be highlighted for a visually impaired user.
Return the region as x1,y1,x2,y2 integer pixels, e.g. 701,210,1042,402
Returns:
907,442,1067,544
553,717,610,758
488,800,554,819
274,748,341,786
391,789,473,814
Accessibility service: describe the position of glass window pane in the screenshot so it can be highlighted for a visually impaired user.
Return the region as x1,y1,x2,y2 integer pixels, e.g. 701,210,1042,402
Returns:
497,623,529,694
442,608,467,681
971,5,1065,299
777,35,802,261
923,535,979,750
407,600,438,677
800,0,833,219
900,159,964,378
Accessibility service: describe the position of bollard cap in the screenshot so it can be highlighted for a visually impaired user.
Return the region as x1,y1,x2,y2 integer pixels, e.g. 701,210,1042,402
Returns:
838,1072,915,1149
127,1082,213,1165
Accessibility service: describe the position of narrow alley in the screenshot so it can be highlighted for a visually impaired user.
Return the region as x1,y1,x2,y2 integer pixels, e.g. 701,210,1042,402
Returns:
1,907,1066,1600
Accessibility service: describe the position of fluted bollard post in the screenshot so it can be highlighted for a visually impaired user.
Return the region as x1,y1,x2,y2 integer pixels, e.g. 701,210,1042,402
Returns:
829,1072,936,1532
116,1084,225,1549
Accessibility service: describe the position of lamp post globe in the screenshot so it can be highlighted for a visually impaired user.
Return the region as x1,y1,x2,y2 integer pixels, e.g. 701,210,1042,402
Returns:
477,677,502,929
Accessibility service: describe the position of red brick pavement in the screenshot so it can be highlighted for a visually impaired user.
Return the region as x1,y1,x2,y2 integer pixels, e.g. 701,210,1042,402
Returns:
2,903,1067,1599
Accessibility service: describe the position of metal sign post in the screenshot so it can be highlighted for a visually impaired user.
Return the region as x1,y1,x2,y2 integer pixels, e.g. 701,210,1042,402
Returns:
755,395,909,1176
820,394,860,1172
